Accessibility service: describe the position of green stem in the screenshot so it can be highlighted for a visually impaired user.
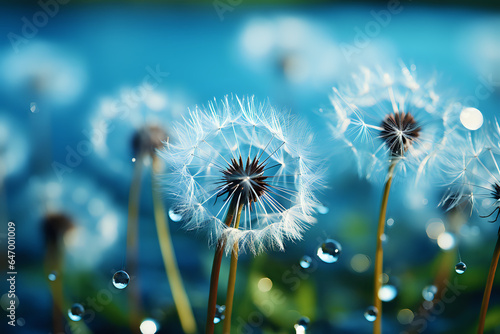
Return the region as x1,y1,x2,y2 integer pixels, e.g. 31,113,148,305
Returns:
477,230,500,334
152,159,197,334
127,156,144,333
373,161,397,334
222,205,244,334
205,200,238,334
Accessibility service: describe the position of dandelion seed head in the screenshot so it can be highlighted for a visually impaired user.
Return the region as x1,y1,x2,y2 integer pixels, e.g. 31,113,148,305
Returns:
325,64,455,183
160,95,321,254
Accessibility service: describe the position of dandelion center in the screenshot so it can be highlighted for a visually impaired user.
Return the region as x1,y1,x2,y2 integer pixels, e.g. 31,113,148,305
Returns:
217,155,269,209
132,125,168,157
380,111,421,156
490,183,500,201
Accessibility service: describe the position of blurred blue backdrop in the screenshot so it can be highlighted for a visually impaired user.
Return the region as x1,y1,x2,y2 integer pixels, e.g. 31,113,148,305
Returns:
1,1,500,333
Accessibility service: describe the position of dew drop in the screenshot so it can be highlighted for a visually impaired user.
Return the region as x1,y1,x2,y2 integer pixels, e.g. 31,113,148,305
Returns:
48,271,57,281
168,208,183,222
132,158,136,163
316,205,329,214
378,285,398,302
316,239,342,263
300,255,312,269
460,107,483,130
294,316,310,333
214,305,225,324
68,303,84,321
422,285,438,301
30,102,38,113
297,316,309,328
112,270,130,289
364,306,378,322
455,261,467,274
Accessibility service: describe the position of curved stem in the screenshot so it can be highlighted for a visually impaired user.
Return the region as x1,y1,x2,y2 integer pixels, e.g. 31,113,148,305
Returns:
373,161,397,334
206,201,238,334
222,205,244,334
477,231,500,334
127,156,144,333
152,159,197,334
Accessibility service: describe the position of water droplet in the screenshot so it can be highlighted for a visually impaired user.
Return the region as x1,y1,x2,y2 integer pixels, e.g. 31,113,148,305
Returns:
378,285,398,302
297,316,309,328
422,285,438,301
364,306,378,322
316,205,329,214
140,318,159,334
387,218,395,226
300,255,312,269
68,303,84,321
168,208,183,222
460,107,483,130
294,316,310,333
132,158,136,163
48,271,57,281
316,239,342,263
214,305,225,324
455,262,467,274
17,317,25,326
112,270,130,289
30,102,38,113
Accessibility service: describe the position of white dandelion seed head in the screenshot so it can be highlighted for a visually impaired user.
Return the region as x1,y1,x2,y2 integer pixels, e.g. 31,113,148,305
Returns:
325,64,455,184
159,95,322,255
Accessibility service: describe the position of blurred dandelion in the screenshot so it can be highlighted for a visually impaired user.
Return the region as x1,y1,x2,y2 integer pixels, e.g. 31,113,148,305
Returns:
325,64,454,334
89,86,197,333
160,95,321,333
0,41,87,108
89,86,191,181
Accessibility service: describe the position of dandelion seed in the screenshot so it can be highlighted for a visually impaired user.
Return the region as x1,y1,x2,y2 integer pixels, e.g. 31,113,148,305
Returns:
160,95,321,254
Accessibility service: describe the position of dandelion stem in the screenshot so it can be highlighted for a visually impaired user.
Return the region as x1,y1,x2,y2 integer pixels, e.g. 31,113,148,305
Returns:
151,158,197,334
45,244,64,334
373,160,397,334
477,229,500,334
127,155,144,333
206,200,238,334
222,204,244,334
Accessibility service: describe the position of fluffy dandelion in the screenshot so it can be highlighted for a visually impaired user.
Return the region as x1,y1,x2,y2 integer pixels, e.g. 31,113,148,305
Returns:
440,124,500,334
325,64,453,183
325,64,453,334
160,95,321,333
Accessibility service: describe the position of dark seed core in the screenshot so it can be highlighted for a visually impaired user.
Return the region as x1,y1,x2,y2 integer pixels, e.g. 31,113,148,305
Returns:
132,125,168,158
380,111,421,156
216,155,269,209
